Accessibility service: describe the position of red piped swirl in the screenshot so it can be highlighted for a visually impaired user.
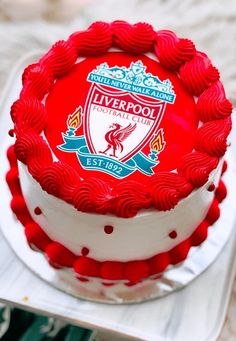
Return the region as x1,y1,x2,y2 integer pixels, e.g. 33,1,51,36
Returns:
6,168,20,196
180,51,220,96
206,198,220,225
101,262,124,280
149,253,170,275
178,151,219,187
74,257,100,277
22,63,39,84
7,145,17,168
111,21,156,54
39,162,80,201
149,172,193,211
25,222,51,252
11,98,47,134
191,220,209,246
155,30,196,70
46,242,77,267
20,64,53,100
39,40,78,77
194,118,232,157
73,178,114,214
10,195,28,219
169,239,192,265
197,81,233,122
14,131,52,166
69,21,112,55
113,181,151,218
124,260,150,282
215,179,227,203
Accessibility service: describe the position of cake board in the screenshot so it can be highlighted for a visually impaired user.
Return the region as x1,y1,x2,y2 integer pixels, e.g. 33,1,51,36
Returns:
0,52,236,340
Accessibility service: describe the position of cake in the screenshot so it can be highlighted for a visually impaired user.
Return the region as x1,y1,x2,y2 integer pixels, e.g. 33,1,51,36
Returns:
6,21,232,302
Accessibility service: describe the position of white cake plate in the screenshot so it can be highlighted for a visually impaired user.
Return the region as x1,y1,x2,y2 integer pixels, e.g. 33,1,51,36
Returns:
0,52,236,339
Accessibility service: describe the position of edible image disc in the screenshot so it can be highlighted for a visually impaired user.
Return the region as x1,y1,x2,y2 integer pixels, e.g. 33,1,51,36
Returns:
45,52,197,182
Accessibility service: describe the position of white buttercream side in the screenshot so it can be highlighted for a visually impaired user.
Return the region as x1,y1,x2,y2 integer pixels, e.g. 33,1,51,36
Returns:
18,161,222,261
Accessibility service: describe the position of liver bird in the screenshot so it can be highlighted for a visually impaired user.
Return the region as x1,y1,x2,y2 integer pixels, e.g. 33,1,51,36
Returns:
100,122,137,158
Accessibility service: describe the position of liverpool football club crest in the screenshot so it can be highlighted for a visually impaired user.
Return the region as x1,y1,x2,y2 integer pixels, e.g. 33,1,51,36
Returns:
58,60,175,179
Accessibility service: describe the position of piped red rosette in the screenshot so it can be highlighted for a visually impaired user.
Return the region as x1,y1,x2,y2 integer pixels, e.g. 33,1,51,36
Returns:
179,51,220,96
194,118,232,157
10,21,232,218
197,81,232,122
155,30,196,70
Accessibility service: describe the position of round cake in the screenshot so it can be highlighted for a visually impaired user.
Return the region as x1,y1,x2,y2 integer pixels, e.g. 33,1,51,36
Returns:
6,21,232,302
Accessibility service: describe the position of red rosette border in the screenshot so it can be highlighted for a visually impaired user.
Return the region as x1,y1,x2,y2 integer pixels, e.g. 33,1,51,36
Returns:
10,21,232,218
6,145,227,285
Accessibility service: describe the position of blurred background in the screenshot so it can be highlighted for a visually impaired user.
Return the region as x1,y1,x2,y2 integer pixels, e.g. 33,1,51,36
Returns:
0,0,235,340
0,0,236,104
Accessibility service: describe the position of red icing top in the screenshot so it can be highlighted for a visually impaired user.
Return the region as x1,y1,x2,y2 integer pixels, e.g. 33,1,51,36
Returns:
44,52,197,182
11,21,232,217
